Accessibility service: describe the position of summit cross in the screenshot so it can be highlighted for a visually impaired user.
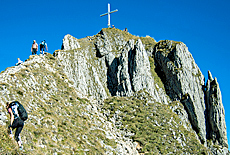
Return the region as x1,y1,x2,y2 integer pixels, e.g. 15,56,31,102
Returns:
100,3,118,28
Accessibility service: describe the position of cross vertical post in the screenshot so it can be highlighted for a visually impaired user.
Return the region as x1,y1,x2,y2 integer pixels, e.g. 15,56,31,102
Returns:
100,3,118,28
108,3,110,28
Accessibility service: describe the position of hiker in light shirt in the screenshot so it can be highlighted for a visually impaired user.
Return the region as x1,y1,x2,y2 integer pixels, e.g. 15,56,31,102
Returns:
31,40,38,55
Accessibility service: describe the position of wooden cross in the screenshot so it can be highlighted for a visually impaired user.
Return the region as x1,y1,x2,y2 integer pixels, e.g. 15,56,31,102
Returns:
100,3,118,28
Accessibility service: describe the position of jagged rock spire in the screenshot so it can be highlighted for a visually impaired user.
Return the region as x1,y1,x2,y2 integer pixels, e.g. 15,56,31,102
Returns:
206,71,228,148
208,70,214,81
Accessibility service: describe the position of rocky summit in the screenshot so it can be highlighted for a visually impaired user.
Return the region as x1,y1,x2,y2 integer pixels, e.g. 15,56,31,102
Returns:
0,28,228,154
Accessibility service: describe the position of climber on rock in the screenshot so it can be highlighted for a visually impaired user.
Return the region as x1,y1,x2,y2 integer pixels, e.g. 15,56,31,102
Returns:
6,101,25,150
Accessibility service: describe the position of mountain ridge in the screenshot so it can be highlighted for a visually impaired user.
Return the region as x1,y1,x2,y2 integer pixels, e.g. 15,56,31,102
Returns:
0,28,228,154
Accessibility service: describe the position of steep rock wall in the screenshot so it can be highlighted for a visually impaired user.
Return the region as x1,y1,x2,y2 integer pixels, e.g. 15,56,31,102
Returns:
56,29,168,104
154,40,206,143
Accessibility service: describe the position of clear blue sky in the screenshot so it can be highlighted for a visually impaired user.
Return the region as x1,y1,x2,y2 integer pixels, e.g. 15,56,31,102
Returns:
0,0,229,149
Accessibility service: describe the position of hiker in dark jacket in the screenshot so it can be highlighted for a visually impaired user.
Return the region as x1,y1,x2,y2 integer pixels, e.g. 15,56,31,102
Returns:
6,101,24,150
40,40,48,54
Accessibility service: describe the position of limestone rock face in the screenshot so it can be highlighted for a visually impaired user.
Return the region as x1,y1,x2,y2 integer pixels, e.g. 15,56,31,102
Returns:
105,38,164,103
154,40,206,143
61,34,80,50
56,29,168,104
54,49,108,101
206,71,228,148
95,29,127,57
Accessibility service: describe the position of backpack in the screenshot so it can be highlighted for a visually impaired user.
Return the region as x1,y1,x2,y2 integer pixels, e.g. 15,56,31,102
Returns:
10,101,28,121
41,41,46,46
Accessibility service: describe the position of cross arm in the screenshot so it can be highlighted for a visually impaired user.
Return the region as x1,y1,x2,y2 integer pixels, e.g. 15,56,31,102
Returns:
100,13,109,17
100,9,118,17
109,9,118,14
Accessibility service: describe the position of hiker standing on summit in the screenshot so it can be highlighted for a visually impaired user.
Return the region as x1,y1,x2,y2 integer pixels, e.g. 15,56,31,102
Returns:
6,101,27,150
40,40,48,54
31,40,38,55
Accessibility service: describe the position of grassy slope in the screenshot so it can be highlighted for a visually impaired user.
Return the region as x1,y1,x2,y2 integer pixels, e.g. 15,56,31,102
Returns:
0,54,116,154
102,96,210,154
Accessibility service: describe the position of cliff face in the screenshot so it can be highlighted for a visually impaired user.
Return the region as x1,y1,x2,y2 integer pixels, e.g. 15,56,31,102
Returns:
0,28,228,154
155,40,207,143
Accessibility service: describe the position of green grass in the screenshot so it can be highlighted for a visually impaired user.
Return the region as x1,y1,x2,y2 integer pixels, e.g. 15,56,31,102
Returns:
0,126,21,154
102,96,210,154
140,36,157,51
149,56,165,90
